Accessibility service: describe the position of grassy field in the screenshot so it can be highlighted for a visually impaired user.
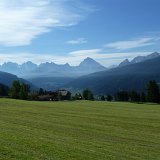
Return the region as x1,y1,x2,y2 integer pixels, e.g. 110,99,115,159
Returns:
0,99,160,160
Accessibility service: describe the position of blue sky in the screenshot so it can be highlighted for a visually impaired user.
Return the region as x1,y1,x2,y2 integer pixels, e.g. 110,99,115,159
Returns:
0,0,160,66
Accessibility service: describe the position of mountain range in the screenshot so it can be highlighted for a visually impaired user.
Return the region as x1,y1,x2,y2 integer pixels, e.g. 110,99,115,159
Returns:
1,52,159,79
0,57,106,78
64,53,160,94
119,52,160,67
28,52,160,91
0,52,159,93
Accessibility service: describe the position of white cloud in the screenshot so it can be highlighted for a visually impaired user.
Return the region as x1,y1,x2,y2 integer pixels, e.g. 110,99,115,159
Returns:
67,38,88,45
0,0,93,46
68,49,151,66
105,37,155,50
69,49,101,56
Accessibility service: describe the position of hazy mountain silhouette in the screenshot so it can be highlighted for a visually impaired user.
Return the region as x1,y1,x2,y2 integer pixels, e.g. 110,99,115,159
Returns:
0,57,106,78
0,52,159,91
64,55,160,94
119,52,160,67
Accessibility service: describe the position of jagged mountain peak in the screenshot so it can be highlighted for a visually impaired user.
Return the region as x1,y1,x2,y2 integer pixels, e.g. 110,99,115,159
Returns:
119,52,160,67
64,63,71,67
80,57,97,64
2,62,18,66
131,52,160,64
22,61,36,65
79,57,106,69
0,57,107,78
119,59,130,67
84,57,95,61
131,56,145,64
65,55,160,94
147,52,160,58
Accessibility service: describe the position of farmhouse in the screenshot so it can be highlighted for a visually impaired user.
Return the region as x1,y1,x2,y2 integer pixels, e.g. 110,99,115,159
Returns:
38,89,71,101
56,89,71,100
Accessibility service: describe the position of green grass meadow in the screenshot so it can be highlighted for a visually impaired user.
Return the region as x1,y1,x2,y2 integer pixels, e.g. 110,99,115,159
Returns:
0,99,160,160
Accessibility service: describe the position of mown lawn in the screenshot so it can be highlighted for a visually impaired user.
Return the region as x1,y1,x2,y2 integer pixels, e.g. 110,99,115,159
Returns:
0,99,160,160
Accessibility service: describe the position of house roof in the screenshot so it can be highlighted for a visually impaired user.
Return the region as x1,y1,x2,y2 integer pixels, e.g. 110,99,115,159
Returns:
57,90,70,96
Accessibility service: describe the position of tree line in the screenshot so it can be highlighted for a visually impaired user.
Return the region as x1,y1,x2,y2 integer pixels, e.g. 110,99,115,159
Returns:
97,80,160,103
10,81,30,100
0,80,160,103
72,89,94,101
0,81,30,100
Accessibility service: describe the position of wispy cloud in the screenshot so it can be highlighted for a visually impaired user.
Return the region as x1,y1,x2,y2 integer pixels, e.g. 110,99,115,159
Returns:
69,49,101,56
105,37,155,50
0,0,93,46
67,38,88,45
68,49,151,66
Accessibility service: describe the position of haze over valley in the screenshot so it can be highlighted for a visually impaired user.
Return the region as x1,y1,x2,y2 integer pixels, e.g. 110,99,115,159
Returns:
0,52,159,92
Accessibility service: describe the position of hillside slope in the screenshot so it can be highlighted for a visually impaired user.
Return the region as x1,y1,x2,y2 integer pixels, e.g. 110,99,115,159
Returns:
0,71,37,90
65,56,160,94
0,71,19,86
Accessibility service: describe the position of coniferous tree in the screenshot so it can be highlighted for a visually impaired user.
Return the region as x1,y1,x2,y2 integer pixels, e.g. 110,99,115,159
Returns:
101,95,105,101
10,80,30,100
129,91,140,102
146,80,160,103
39,88,44,95
140,92,146,102
74,93,78,100
83,89,94,100
115,91,129,102
9,80,21,99
0,83,9,96
106,95,113,101
19,83,30,100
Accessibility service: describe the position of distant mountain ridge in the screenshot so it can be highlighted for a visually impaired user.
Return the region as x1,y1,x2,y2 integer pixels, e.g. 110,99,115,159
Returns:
64,55,160,94
119,52,160,67
0,57,106,78
0,52,160,91
1,52,159,78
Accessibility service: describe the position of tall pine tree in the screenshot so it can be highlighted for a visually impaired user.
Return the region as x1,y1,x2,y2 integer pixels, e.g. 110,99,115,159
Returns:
10,81,30,100
147,80,160,103
83,89,94,100
9,80,21,99
19,83,30,100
